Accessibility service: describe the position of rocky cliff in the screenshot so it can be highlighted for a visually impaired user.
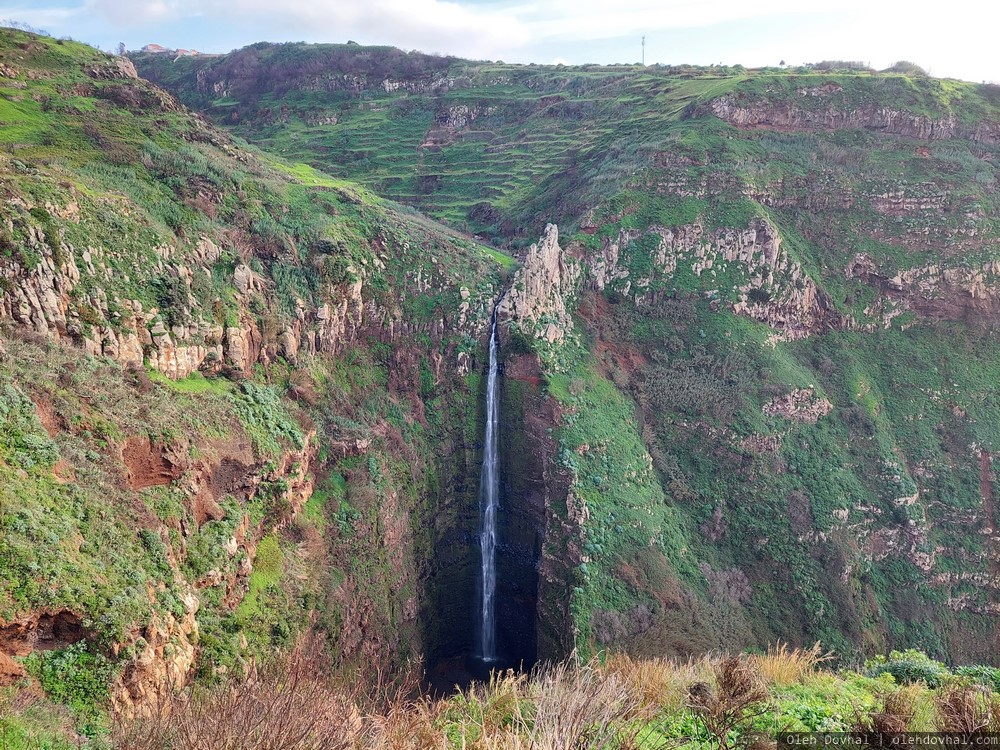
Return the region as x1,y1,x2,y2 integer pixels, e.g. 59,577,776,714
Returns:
0,29,510,719
709,89,1000,144
498,224,581,346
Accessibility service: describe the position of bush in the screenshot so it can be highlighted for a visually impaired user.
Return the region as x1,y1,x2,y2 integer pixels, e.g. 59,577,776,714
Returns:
23,642,116,719
112,634,362,750
854,686,919,735
0,381,60,470
688,656,771,750
935,684,1000,733
883,61,928,77
231,382,304,458
865,650,950,687
956,666,1000,694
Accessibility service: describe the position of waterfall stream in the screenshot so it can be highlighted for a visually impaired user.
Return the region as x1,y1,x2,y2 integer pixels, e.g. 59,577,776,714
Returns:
478,312,500,662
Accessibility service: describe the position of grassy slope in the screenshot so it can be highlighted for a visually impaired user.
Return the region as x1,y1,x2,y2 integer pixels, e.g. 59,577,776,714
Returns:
134,44,1000,243
133,45,751,238
0,28,515,741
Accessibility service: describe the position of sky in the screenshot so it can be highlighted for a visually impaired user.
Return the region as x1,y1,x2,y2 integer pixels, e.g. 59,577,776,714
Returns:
3,0,999,83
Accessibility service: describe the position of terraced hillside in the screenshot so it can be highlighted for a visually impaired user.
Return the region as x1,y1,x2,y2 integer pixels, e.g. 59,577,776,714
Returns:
133,44,749,238
140,43,1000,666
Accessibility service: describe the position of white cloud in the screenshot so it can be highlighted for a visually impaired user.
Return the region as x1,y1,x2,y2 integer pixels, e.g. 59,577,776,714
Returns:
0,4,81,28
85,0,530,58
3,1,998,82
510,0,862,39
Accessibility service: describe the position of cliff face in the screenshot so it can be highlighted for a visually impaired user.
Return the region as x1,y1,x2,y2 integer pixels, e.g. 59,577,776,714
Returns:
0,29,511,717
588,218,830,339
709,91,1000,144
0,197,481,380
489,88,1000,658
498,224,581,346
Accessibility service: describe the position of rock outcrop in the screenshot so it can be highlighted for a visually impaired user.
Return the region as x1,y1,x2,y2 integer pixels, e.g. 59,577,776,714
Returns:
498,224,581,344
0,213,490,379
844,253,1000,325
710,94,1000,144
113,595,199,715
589,218,830,340
763,388,834,424
109,428,316,712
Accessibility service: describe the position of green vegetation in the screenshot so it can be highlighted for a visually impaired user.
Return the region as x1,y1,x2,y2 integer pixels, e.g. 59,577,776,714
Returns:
231,382,304,458
136,43,1000,245
0,26,505,743
23,643,115,730
105,641,1000,749
866,650,951,688
5,23,1000,749
146,370,233,396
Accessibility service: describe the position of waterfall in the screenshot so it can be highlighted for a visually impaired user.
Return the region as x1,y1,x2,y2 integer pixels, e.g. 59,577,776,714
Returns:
478,311,500,662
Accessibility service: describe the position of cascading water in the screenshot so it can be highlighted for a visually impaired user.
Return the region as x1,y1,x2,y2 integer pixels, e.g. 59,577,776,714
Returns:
478,311,500,662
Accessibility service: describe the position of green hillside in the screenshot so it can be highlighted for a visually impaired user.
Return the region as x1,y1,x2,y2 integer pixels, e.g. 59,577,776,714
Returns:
135,44,1000,242
138,41,1000,666
0,28,512,742
1,28,1000,747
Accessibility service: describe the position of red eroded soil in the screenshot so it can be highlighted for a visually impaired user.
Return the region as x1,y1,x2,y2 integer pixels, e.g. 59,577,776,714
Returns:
121,435,183,490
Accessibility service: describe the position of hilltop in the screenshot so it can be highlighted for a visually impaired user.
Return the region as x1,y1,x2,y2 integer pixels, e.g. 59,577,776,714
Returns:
134,42,1000,240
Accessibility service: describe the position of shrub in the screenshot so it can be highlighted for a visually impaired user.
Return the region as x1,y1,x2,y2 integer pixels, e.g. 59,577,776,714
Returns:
854,687,919,735
934,685,999,734
0,381,60,470
865,650,950,687
883,61,928,77
231,382,304,458
955,666,1000,694
23,642,116,719
113,633,362,750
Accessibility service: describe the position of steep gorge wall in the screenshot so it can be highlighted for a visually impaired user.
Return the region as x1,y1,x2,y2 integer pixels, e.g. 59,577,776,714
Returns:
496,213,1000,663
499,352,575,662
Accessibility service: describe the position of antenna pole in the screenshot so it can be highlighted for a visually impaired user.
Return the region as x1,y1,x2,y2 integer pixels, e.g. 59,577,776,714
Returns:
641,36,646,66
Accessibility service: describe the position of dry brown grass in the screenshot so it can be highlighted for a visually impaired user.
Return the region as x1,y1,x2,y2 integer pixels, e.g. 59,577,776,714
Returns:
853,686,920,737
603,651,712,715
113,635,355,750
529,660,635,749
468,658,676,750
748,642,832,687
934,685,1000,734
113,639,797,750
112,633,449,750
688,656,771,750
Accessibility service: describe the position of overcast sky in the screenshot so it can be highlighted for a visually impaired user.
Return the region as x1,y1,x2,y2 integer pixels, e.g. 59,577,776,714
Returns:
3,0,998,83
